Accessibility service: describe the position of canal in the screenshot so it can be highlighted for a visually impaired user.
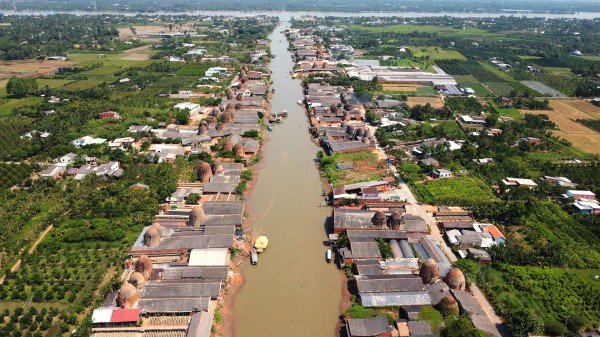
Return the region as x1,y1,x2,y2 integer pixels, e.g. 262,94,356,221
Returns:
233,23,342,337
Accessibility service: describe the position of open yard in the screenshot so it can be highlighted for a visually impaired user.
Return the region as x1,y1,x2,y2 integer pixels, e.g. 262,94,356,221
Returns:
321,150,388,187
381,84,421,92
522,100,600,154
412,176,498,205
0,60,75,79
407,96,444,108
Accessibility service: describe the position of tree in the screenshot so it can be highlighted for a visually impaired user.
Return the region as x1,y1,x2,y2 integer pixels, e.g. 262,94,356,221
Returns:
442,316,485,337
6,76,37,98
175,110,189,125
505,307,543,337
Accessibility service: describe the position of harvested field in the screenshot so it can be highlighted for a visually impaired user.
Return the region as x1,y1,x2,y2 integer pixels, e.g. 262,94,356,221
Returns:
561,100,600,118
0,60,75,79
407,96,444,108
117,27,136,39
121,45,152,61
522,100,600,154
381,84,421,92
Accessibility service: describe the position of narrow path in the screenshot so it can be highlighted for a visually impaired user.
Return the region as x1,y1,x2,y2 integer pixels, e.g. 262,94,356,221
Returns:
0,224,53,284
28,224,53,254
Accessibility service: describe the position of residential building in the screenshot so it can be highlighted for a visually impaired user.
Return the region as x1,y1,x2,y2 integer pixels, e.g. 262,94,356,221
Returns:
99,111,121,119
566,190,596,200
502,177,538,188
432,169,452,179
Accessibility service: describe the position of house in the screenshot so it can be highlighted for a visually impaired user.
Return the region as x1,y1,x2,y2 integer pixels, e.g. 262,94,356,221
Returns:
566,190,596,200
432,169,452,179
482,225,506,244
519,137,542,145
541,176,577,188
59,153,77,164
473,158,494,165
99,111,121,119
502,178,538,189
247,71,263,80
460,115,485,125
205,67,229,77
573,199,600,215
108,137,135,150
128,125,152,133
346,316,392,337
95,161,121,177
361,187,380,200
72,136,107,148
41,165,66,179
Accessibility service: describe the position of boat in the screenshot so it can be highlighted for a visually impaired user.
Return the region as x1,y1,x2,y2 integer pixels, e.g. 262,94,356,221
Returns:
297,100,303,105
280,110,288,117
271,88,275,93
267,124,273,131
254,235,269,253
250,248,258,265
326,249,332,263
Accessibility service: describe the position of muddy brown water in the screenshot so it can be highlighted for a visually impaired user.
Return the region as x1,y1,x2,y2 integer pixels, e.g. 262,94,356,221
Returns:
233,24,342,337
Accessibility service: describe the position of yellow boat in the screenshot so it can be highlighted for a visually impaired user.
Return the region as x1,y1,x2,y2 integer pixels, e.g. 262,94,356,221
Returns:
254,235,269,253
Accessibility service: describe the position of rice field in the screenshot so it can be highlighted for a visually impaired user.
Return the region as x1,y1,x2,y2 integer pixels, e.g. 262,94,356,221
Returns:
522,100,600,154
407,96,444,108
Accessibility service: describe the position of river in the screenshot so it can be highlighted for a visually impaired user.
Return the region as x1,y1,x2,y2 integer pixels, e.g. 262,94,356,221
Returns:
3,10,600,19
233,24,342,337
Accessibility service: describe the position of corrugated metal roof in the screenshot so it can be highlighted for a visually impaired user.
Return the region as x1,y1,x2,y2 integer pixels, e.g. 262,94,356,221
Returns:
347,316,391,336
359,291,431,307
110,308,140,323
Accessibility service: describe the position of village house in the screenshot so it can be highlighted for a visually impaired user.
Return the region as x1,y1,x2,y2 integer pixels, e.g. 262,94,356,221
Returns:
519,137,542,145
72,136,107,148
59,152,77,165
502,177,538,189
40,165,66,179
541,175,577,188
565,190,596,200
431,169,452,179
99,111,121,119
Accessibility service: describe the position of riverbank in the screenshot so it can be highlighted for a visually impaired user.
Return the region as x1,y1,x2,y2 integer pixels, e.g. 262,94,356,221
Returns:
214,87,274,337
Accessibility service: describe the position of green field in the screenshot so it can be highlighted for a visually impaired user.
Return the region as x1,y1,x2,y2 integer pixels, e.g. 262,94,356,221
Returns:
484,82,515,96
414,176,498,205
409,46,466,60
37,79,74,89
63,80,107,91
454,75,493,96
349,24,501,38
0,97,43,116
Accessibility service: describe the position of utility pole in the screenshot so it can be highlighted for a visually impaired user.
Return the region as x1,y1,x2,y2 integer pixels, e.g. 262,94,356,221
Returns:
12,0,17,12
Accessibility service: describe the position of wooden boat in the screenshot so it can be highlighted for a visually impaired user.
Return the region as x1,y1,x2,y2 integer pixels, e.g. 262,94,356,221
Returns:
326,249,332,263
280,110,288,117
250,248,258,265
271,88,275,93
254,235,269,253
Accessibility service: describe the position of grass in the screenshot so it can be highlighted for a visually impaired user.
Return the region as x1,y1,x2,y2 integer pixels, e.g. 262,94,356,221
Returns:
37,79,73,89
419,176,498,205
454,75,494,97
321,150,387,187
418,306,444,333
63,80,107,91
483,82,515,96
488,100,523,119
0,97,43,115
349,24,500,39
409,46,466,60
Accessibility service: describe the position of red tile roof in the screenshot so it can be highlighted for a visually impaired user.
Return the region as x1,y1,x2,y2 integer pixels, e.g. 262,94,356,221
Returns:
110,308,140,323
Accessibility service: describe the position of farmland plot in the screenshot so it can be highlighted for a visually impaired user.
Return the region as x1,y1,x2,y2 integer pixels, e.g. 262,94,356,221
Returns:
522,100,600,154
